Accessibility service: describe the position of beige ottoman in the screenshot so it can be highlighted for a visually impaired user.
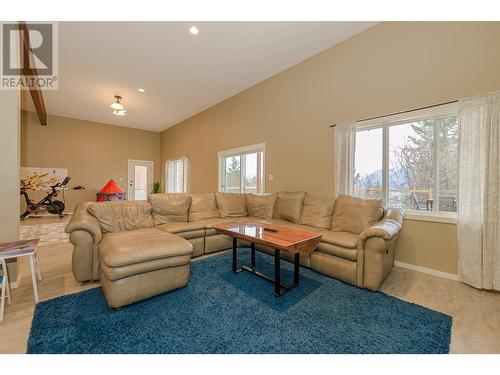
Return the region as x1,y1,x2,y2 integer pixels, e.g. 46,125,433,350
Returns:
99,228,193,308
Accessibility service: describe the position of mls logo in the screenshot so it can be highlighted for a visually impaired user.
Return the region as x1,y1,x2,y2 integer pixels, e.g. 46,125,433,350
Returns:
1,22,58,90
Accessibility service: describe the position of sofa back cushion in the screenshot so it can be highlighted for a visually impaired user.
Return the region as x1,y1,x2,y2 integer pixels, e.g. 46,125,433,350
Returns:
87,201,154,233
188,193,220,221
246,193,277,219
148,193,192,224
331,194,384,234
215,192,248,218
299,194,335,230
273,191,305,223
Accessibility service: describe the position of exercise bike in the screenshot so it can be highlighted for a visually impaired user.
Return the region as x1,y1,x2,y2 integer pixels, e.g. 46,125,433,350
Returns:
20,177,71,220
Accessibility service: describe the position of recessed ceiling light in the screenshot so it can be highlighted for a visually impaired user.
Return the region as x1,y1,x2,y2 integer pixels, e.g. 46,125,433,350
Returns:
189,26,199,35
137,88,145,93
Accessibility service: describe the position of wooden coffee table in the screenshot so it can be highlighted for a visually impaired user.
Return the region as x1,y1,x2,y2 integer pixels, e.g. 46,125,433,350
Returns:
214,221,322,296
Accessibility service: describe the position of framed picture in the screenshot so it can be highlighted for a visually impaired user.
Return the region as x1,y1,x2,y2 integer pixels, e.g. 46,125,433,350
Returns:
20,167,68,190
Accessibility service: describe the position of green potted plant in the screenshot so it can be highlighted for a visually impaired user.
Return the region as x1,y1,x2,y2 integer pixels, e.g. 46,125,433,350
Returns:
151,181,160,194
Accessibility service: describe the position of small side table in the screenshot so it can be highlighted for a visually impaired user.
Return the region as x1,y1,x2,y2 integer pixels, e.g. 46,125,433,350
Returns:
0,239,41,303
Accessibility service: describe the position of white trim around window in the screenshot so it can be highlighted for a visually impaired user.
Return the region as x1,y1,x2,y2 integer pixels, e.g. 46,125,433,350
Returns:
165,156,189,193
217,143,266,194
404,210,457,224
353,102,459,223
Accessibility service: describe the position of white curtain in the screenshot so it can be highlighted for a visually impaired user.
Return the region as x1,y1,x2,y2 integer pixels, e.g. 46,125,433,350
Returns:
458,91,500,290
333,122,356,197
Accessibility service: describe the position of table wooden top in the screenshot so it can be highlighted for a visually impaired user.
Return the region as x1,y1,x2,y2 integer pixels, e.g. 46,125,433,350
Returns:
214,221,322,253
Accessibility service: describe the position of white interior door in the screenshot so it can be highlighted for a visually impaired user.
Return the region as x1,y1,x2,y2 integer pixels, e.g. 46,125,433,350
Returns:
128,160,154,200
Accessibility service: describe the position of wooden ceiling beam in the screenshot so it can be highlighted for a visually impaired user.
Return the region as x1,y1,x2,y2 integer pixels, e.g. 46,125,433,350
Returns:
19,21,47,126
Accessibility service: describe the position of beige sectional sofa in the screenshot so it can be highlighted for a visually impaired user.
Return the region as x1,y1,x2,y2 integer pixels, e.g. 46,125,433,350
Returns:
66,192,403,303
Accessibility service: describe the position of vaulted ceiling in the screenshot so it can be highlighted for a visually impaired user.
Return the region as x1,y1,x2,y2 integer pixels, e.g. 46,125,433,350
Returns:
22,22,376,131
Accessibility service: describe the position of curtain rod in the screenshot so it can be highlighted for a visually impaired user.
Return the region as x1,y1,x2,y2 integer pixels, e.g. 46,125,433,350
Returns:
329,99,459,128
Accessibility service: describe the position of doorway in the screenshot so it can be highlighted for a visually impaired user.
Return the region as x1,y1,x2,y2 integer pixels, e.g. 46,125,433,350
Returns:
127,160,154,201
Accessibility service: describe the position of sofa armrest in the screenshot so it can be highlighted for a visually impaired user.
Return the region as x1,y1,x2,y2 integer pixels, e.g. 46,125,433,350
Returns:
357,208,403,248
65,203,103,243
357,208,403,290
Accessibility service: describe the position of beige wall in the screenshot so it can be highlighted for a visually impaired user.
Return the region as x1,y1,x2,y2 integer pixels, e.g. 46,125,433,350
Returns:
0,87,20,244
0,24,21,282
0,87,21,283
21,111,161,212
397,220,458,274
160,22,500,274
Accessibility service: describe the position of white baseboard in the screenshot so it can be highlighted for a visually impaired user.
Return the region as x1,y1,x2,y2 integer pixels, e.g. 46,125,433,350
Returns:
394,261,458,281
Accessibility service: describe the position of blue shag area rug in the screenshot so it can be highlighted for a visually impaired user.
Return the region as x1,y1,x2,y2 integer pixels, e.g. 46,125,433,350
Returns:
28,248,452,353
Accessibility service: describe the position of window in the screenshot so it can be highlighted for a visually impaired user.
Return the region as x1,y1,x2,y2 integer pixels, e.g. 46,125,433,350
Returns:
166,157,188,193
353,104,458,214
218,143,265,194
354,127,383,200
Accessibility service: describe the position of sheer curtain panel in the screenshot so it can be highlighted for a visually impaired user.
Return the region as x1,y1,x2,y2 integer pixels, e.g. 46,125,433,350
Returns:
333,122,356,197
457,91,500,290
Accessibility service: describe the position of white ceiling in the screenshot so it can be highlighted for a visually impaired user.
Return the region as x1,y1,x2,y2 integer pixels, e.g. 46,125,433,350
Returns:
22,22,376,132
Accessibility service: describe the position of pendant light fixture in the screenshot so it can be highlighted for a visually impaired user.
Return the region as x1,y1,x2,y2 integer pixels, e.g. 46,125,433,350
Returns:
112,109,127,116
110,95,126,116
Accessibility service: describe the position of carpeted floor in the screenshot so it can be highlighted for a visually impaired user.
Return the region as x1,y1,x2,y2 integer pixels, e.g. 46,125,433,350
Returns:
19,222,69,247
27,249,452,354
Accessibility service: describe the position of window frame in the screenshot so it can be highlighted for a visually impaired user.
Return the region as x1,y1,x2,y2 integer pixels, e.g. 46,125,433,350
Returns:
165,156,189,193
354,103,458,221
217,143,265,194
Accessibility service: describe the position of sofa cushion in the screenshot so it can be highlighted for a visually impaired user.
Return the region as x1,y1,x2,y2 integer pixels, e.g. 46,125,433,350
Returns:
215,192,248,218
273,192,305,223
188,193,220,222
100,254,191,281
319,230,358,249
246,193,277,219
87,201,154,233
299,194,335,230
99,228,193,268
198,217,231,229
331,194,384,234
148,193,192,224
201,218,233,236
175,230,206,240
153,228,205,240
156,221,206,234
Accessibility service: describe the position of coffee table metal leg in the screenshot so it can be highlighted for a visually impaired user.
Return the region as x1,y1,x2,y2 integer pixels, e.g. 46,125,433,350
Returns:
232,240,298,297
232,238,237,273
293,252,300,285
251,242,256,268
274,249,281,296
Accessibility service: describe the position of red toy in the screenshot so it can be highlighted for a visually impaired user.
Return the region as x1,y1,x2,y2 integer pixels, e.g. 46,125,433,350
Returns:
96,179,127,202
